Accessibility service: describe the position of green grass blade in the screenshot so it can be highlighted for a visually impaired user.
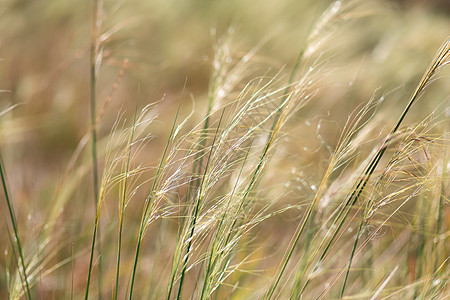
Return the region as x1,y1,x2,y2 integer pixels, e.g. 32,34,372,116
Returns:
6,224,29,299
199,149,251,300
114,102,139,300
300,37,449,297
340,211,365,297
84,210,99,300
176,109,225,300
128,104,181,300
0,152,31,300
167,77,216,300
86,0,102,298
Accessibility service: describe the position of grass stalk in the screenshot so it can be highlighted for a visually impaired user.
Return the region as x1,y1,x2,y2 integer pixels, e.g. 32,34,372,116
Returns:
263,44,311,300
175,110,225,300
343,37,450,298
167,59,218,300
1,152,31,300
314,37,449,298
6,225,29,299
114,104,138,300
262,3,350,296
433,112,448,275
84,203,100,300
198,149,251,299
128,106,181,300
268,36,449,300
85,0,102,298
340,207,365,297
290,210,316,299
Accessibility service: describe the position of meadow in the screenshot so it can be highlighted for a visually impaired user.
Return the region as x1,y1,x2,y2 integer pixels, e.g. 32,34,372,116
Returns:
0,0,448,299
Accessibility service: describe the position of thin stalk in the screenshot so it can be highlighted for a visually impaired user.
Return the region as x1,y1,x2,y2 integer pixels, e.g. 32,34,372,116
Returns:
166,146,202,299
341,37,450,297
289,211,316,300
361,229,372,286
264,185,318,300
176,110,225,300
340,174,383,297
267,36,449,300
298,148,387,296
233,31,308,239
199,150,251,300
86,0,102,298
434,119,448,273
0,152,31,300
340,210,365,297
128,106,181,300
6,225,29,299
166,215,185,299
262,6,344,295
114,104,138,300
167,70,216,300
84,202,100,300
300,37,449,297
392,38,449,134
263,48,309,300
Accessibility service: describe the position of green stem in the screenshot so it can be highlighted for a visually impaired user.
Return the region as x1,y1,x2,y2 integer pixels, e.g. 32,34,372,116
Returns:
176,110,225,300
86,0,102,298
114,104,138,300
129,106,181,300
0,152,31,300
167,76,216,300
300,37,449,297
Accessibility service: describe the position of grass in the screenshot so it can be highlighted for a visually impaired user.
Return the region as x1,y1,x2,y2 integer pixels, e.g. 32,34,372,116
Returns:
1,152,31,299
0,0,449,299
85,0,102,299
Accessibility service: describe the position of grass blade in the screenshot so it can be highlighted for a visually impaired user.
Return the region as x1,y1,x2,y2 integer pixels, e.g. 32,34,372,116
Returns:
0,152,31,300
85,0,102,298
114,102,138,300
128,105,181,300
175,109,225,300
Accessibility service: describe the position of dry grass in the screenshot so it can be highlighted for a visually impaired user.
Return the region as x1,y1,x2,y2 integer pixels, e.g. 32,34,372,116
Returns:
0,0,448,299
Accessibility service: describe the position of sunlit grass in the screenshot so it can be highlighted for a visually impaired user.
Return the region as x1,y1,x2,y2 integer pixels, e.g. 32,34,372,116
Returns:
0,0,448,299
